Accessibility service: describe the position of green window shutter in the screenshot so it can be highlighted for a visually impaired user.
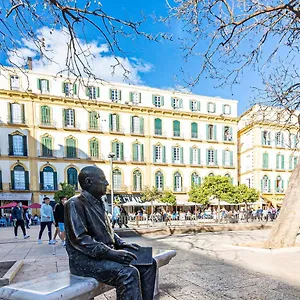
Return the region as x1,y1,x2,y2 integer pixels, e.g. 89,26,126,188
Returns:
120,143,124,160
23,136,28,156
53,172,58,190
133,172,137,190
63,109,67,127
8,135,13,155
276,155,279,169
222,150,225,166
155,118,162,134
109,89,112,99
21,104,25,124
152,95,155,105
129,92,133,102
206,150,209,165
119,90,122,100
213,103,216,112
161,96,164,106
138,93,142,103
161,173,164,189
25,171,29,190
153,145,156,163
171,147,175,163
40,171,44,189
73,84,77,95
197,101,201,111
198,149,201,165
229,127,233,140
191,122,198,138
190,148,193,164
37,79,41,90
86,87,90,97
140,117,144,134
180,147,184,164
281,155,285,169
222,104,225,114
141,144,144,161
116,114,120,130
133,144,138,161
130,116,133,133
11,170,15,190
294,157,298,168
72,109,76,125
112,141,117,154
274,180,277,192
229,105,232,114
179,99,183,108
8,103,12,123
261,131,265,145
96,87,100,98
62,82,66,93
213,125,217,140
206,124,209,140
289,156,293,170
46,80,50,91
162,146,166,163
189,100,192,111
173,120,180,135
268,179,271,192
207,103,210,112
230,151,233,166
214,150,218,165
109,114,112,130
263,153,268,169
282,180,284,190
171,98,174,108
260,180,263,192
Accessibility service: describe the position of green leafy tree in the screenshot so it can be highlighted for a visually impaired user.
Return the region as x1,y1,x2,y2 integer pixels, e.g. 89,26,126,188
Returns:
188,175,235,205
54,182,75,203
140,186,162,203
160,190,176,206
233,184,259,205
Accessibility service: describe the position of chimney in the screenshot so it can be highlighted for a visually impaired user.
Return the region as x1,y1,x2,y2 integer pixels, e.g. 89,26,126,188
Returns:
27,57,32,70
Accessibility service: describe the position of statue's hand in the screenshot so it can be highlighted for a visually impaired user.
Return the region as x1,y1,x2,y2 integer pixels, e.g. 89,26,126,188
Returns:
118,243,140,251
106,249,137,265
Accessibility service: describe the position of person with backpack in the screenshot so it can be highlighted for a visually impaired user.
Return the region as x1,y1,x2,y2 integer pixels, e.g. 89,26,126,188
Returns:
11,202,30,239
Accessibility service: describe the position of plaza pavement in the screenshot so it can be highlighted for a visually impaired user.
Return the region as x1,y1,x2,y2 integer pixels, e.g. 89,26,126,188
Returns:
1,225,300,299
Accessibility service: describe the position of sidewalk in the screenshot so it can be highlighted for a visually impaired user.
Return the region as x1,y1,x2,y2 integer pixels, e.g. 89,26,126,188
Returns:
1,225,300,299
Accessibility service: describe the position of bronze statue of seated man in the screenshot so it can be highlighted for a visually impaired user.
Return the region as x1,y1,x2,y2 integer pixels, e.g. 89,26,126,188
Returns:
64,166,157,300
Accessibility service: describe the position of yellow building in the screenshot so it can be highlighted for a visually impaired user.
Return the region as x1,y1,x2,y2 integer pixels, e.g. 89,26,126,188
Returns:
0,68,238,208
238,105,300,207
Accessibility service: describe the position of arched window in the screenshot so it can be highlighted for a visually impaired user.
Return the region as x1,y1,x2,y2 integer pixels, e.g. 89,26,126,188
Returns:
41,136,53,157
11,165,28,190
40,166,57,191
191,122,198,139
154,118,162,135
66,137,77,158
133,170,142,191
67,167,78,189
261,175,270,193
41,105,51,125
155,171,164,191
174,171,182,192
8,133,27,156
89,138,99,158
173,120,180,137
113,169,122,191
191,172,201,186
208,173,214,176
275,175,284,193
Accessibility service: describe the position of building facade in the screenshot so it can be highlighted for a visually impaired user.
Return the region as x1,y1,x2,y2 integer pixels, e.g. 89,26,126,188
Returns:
0,68,238,207
238,105,300,206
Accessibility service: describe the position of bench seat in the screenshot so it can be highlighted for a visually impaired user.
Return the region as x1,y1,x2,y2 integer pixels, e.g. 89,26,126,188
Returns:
0,249,176,300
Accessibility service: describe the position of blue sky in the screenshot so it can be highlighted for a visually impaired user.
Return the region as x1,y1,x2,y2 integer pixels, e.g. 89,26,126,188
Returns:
2,0,268,115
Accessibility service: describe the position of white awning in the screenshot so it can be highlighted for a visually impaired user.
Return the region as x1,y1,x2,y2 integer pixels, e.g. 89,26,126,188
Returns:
0,193,32,201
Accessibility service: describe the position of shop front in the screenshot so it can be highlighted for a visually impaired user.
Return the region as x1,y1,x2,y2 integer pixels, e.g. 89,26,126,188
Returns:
0,192,32,208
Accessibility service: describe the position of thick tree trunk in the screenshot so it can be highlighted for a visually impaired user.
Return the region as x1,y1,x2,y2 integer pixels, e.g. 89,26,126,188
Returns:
265,163,300,248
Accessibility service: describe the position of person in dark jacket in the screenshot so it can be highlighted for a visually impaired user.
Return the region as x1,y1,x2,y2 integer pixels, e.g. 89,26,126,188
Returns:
11,202,30,239
54,196,67,246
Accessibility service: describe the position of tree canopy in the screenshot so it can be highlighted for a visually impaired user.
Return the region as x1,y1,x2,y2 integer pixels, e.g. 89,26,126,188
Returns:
140,186,162,203
233,184,259,204
160,190,176,206
54,182,75,202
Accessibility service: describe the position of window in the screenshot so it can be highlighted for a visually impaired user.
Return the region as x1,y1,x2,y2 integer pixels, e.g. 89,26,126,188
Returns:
10,75,20,90
37,79,49,94
173,120,181,137
153,145,166,163
276,154,285,170
9,133,27,156
9,103,25,124
112,141,124,161
133,170,142,191
289,156,298,170
110,89,121,102
172,146,183,164
152,95,164,108
40,166,57,190
132,143,144,162
66,137,77,158
109,114,120,132
262,131,271,146
41,106,51,125
191,122,198,139
207,124,216,140
67,167,78,189
223,104,231,115
131,116,144,134
275,176,284,193
89,111,99,130
207,102,216,113
261,175,270,193
113,169,122,191
130,92,141,105
63,82,77,97
154,118,162,135
41,136,53,157
86,86,99,100
174,172,182,192
89,138,99,158
275,132,284,147
223,150,233,167
155,171,164,191
223,126,232,141
11,165,28,190
191,172,201,186
262,153,269,169
207,149,217,166
190,100,200,112
208,173,214,176
190,148,201,165
172,98,182,109
64,109,75,128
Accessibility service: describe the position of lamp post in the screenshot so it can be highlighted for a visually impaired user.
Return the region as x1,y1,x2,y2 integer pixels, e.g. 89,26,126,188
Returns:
108,152,115,214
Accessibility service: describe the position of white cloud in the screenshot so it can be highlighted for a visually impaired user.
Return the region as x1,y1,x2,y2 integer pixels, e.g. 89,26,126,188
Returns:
8,27,152,84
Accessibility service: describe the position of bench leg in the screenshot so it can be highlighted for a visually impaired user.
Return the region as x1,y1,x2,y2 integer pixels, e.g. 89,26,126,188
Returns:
154,267,159,298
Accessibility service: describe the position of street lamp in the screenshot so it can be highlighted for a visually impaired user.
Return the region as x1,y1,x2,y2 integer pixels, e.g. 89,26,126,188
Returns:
108,152,115,214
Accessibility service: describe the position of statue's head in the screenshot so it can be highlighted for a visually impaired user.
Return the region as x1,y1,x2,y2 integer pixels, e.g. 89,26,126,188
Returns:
78,166,109,199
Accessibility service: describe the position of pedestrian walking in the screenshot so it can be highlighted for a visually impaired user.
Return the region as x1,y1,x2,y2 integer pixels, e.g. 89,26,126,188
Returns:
11,202,30,239
25,210,31,229
37,197,55,245
119,205,129,228
54,196,67,246
112,203,121,228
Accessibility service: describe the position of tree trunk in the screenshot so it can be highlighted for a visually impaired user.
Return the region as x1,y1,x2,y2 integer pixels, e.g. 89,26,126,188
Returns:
265,163,300,248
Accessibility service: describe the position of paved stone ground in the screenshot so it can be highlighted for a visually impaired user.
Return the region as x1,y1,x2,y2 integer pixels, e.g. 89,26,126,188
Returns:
1,225,300,299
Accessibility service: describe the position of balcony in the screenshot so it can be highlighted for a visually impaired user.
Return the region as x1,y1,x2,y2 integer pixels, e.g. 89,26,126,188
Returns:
7,117,28,126
130,156,146,164
87,124,103,132
39,121,57,128
109,127,125,135
223,135,233,143
107,185,128,192
40,184,57,191
173,131,184,140
153,129,167,138
88,154,105,161
38,150,57,158
9,183,30,191
113,156,126,163
130,129,145,136
63,122,81,131
191,133,202,141
8,149,27,157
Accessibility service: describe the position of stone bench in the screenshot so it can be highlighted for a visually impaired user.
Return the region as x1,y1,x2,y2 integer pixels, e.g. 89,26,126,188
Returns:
0,249,176,300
